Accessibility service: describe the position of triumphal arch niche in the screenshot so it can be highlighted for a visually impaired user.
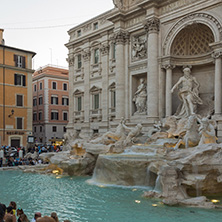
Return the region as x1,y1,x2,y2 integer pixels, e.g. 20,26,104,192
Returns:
162,13,222,118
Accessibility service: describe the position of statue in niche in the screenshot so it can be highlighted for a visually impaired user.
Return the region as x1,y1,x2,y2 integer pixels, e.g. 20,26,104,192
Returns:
198,117,217,145
133,78,147,114
132,36,147,60
171,67,203,118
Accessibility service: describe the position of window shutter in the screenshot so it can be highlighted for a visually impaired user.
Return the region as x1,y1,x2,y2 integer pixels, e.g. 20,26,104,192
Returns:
22,56,26,68
51,112,53,120
14,74,17,85
14,55,18,67
62,98,64,105
56,97,58,105
56,112,58,120
51,97,53,104
67,99,69,106
23,75,26,86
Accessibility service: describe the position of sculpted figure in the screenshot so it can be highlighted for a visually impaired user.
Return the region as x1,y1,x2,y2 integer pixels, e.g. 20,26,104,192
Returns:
171,68,202,118
174,115,200,149
122,123,143,146
148,121,162,138
133,78,147,114
132,37,146,59
198,117,217,145
91,117,126,144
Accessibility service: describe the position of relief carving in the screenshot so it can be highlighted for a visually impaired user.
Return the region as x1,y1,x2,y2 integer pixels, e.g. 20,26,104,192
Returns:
113,30,129,44
132,34,147,60
144,17,160,34
83,49,91,61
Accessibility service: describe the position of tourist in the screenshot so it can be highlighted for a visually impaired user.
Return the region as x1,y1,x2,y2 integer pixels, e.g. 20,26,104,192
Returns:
36,216,55,222
19,214,29,222
50,212,58,222
16,208,24,222
31,212,41,222
9,202,16,215
4,206,16,222
0,203,6,222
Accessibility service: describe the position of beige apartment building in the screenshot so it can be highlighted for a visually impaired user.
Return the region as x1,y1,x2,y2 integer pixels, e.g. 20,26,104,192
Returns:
32,65,69,145
65,0,222,140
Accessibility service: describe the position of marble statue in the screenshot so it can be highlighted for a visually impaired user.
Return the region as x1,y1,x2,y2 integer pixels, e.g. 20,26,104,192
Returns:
171,67,202,118
198,117,217,145
133,78,147,114
122,123,143,146
174,115,200,149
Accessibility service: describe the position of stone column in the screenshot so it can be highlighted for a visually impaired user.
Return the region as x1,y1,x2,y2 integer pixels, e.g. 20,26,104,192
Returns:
66,53,74,131
144,17,160,118
100,43,109,123
113,30,129,120
212,50,222,115
83,49,91,123
163,64,175,117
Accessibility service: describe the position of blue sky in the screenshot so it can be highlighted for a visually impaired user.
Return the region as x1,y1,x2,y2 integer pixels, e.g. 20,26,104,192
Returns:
0,0,114,69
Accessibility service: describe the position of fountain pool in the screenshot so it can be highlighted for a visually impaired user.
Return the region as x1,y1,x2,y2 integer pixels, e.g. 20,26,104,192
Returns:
0,170,222,222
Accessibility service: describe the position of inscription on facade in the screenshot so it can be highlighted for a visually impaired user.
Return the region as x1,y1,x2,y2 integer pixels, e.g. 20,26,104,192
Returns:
160,0,197,14
125,15,145,28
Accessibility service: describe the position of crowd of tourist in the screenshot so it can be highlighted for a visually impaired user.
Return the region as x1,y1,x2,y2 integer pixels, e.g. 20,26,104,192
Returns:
0,201,70,222
0,144,62,168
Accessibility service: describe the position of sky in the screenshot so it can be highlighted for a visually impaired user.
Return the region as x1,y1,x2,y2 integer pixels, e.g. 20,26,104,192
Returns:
0,0,114,70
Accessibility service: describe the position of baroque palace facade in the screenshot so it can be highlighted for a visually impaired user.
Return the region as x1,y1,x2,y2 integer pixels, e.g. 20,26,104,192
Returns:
65,0,222,139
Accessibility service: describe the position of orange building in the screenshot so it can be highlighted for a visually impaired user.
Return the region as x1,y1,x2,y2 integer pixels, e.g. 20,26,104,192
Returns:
32,65,69,145
0,29,36,147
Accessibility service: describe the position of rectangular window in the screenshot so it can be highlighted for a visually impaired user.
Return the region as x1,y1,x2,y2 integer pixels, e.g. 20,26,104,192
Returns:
39,112,42,120
16,117,22,129
14,55,25,68
93,22,98,30
39,82,42,90
63,126,67,133
111,90,116,108
39,97,43,105
33,98,37,106
52,82,57,90
52,126,57,132
51,96,58,105
51,112,59,120
14,74,26,86
63,83,67,91
94,94,99,110
62,97,69,106
77,54,82,69
63,112,68,121
34,84,37,91
77,30,81,37
33,113,37,121
77,96,82,111
40,126,42,132
34,126,36,133
94,48,99,64
113,43,116,59
16,95,23,107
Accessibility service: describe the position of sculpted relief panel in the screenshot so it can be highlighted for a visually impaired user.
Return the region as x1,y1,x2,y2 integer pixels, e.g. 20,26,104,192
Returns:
132,34,147,61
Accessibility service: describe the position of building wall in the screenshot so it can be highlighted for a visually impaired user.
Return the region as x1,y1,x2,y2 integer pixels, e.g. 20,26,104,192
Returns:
32,66,69,144
0,41,35,147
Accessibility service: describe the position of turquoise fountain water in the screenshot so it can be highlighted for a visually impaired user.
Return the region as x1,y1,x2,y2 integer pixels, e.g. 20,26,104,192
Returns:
0,170,222,222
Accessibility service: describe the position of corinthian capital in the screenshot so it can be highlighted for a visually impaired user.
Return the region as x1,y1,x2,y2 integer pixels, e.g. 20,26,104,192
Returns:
144,17,160,34
100,43,110,56
113,30,129,45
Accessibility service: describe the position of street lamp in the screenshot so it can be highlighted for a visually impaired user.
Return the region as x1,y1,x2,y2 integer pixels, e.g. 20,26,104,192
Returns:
8,109,14,118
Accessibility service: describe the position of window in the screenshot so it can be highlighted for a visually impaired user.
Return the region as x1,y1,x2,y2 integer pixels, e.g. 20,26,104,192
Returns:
63,112,68,121
62,97,69,106
39,96,43,105
16,117,22,129
14,74,26,86
94,48,99,64
33,98,37,106
34,84,37,91
77,54,82,69
39,82,42,90
14,55,25,68
34,127,36,133
52,126,57,132
63,83,68,91
94,94,99,110
51,111,59,120
16,95,23,107
33,113,37,121
52,82,57,90
40,126,42,132
111,90,116,108
113,43,116,59
77,30,81,37
39,112,42,120
77,96,82,111
63,126,67,133
93,22,98,30
51,96,58,105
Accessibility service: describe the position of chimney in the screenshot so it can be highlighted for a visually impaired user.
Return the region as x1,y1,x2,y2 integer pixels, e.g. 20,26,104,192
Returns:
0,29,5,45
